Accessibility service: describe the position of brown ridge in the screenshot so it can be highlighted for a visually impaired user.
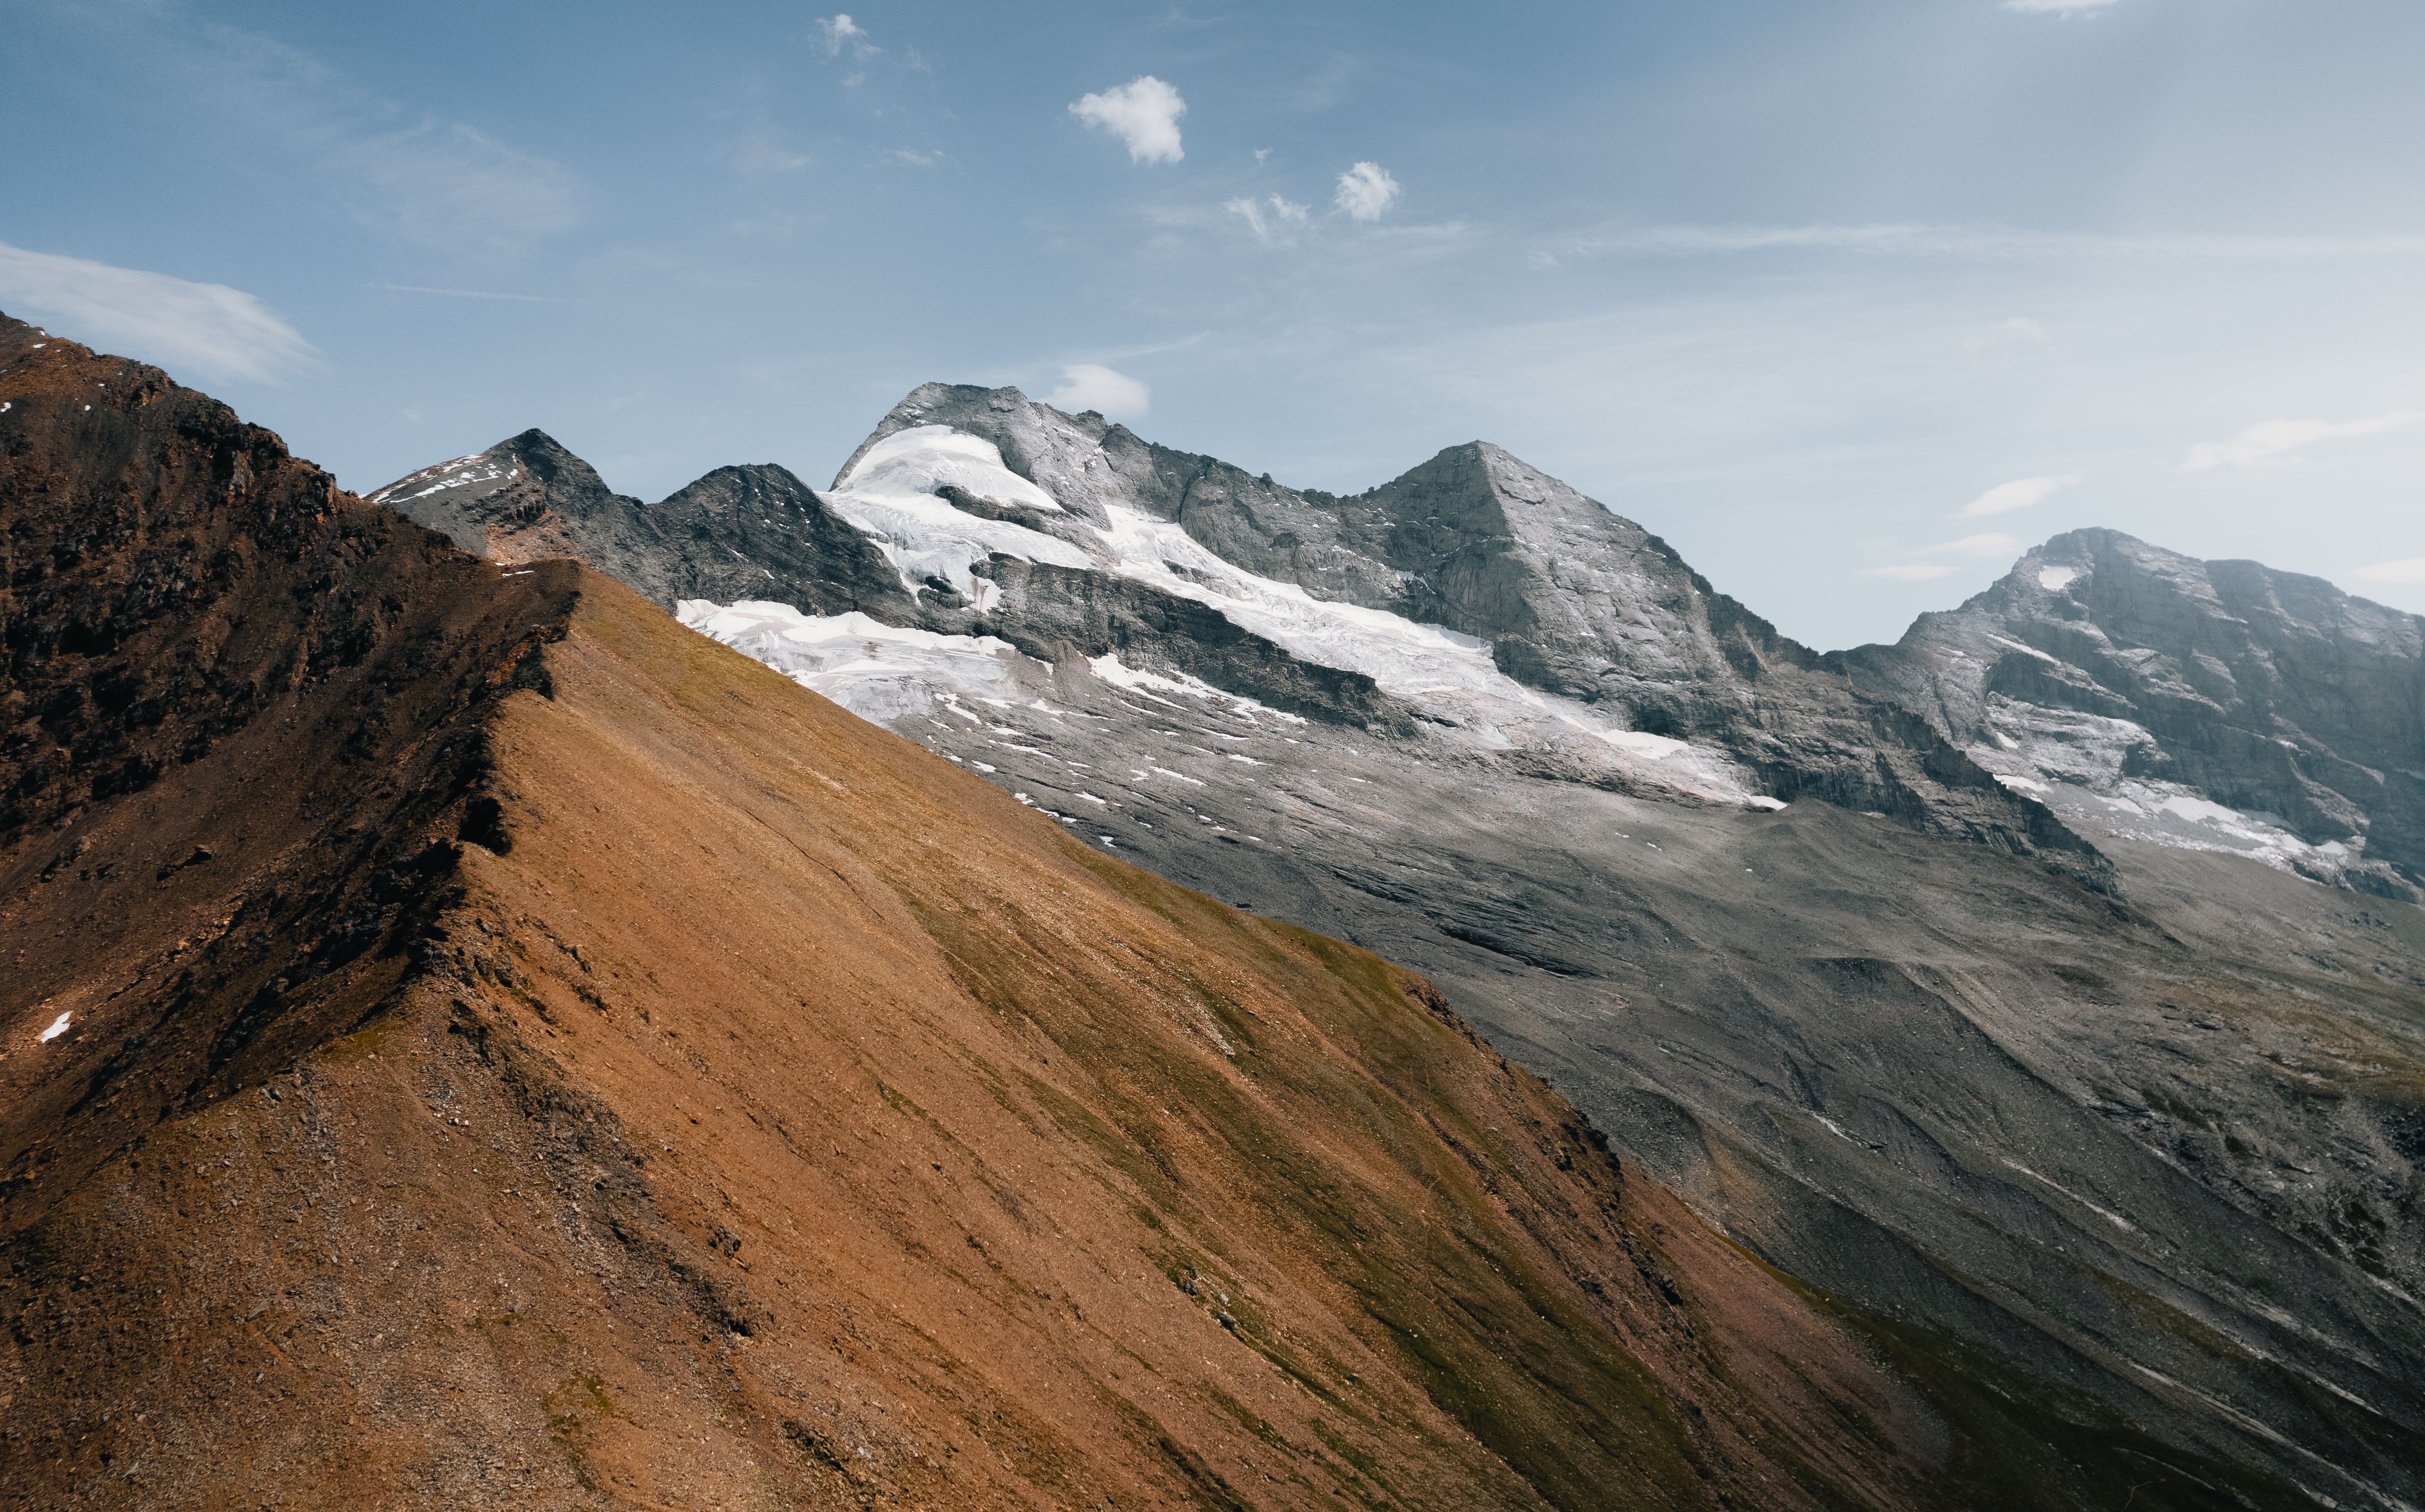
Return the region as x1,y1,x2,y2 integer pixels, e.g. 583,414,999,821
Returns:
1,315,1937,1508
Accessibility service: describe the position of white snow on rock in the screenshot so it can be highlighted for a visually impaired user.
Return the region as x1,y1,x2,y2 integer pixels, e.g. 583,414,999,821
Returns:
694,421,1775,808
2037,565,2081,592
822,426,1089,607
677,601,1043,727
1083,503,1759,801
1086,652,1305,724
38,1011,71,1043
1966,693,2373,885
368,452,514,506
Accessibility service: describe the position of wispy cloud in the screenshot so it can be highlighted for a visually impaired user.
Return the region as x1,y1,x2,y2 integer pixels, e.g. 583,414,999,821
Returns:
1963,316,2047,354
1957,472,2082,518
369,283,569,303
2347,557,2425,586
2182,412,2417,471
1859,531,2022,581
2003,0,2121,14
1859,563,1959,581
337,122,580,253
721,121,813,176
1226,194,1310,242
52,4,581,258
1544,223,2425,264
1334,162,1401,222
1045,363,1150,417
0,241,319,384
1919,532,2026,559
1070,77,1186,164
817,14,874,58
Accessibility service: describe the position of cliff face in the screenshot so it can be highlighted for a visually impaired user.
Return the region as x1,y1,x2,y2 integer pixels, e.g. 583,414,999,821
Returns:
1842,529,2425,900
2,317,1953,1509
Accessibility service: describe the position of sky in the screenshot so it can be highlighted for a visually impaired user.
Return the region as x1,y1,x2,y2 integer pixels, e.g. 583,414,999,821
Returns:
3,0,2422,650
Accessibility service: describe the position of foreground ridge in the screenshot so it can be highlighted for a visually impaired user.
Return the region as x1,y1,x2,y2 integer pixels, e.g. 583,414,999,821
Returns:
3,313,1990,1508
372,380,2425,1509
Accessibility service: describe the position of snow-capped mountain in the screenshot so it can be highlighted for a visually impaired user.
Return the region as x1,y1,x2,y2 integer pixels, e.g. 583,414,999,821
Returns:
1841,529,2425,902
368,389,2425,1508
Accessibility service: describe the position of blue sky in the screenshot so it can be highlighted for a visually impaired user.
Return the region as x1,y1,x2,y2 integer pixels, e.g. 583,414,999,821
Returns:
4,0,2422,648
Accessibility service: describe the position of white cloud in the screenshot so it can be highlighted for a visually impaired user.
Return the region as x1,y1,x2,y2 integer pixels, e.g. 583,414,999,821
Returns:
1045,363,1150,417
1334,161,1401,222
1069,77,1185,164
0,241,319,385
2003,0,2121,12
2345,557,2425,586
1957,472,2082,518
818,14,871,56
2182,412,2417,471
1225,198,1268,239
1859,563,1959,581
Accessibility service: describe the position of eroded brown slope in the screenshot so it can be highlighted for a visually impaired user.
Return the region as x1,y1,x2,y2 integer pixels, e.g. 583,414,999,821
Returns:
1,320,1935,1509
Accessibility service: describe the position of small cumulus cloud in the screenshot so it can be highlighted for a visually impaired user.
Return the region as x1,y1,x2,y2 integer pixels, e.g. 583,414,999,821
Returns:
818,14,874,56
1957,472,2082,518
2002,0,2121,13
0,241,319,385
1046,363,1150,418
2182,412,2417,471
2346,558,2425,587
1333,161,1400,221
1070,77,1185,164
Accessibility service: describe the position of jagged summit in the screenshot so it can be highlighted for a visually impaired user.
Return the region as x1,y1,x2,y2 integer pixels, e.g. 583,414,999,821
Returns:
372,430,911,618
818,381,2098,875
1845,527,2425,898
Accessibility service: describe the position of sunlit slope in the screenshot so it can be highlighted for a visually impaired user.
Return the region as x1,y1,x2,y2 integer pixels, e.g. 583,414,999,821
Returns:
0,306,1936,1512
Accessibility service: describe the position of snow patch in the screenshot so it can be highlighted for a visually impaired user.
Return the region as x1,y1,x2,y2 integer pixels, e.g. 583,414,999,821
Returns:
2037,565,2081,592
678,600,1043,728
38,1011,71,1043
820,426,1091,602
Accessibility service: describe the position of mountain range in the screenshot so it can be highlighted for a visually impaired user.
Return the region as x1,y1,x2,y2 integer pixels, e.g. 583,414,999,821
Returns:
5,310,2422,1508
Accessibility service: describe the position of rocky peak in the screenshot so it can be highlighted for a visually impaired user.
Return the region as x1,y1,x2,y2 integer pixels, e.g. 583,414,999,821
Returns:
371,437,910,621
1846,528,2425,897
